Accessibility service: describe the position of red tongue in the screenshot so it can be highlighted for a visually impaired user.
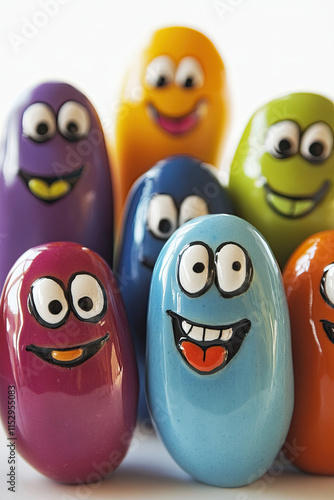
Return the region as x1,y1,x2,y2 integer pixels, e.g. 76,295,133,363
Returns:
180,341,227,373
158,112,197,134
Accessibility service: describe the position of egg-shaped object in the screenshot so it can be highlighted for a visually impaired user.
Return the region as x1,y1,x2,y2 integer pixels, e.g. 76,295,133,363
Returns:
146,214,293,487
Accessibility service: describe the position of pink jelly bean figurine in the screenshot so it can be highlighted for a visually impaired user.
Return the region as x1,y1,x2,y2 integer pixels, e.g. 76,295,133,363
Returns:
0,242,138,483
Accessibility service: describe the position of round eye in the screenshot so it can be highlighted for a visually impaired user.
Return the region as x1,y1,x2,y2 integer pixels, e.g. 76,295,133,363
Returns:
147,194,178,240
29,277,69,328
69,273,107,322
265,120,300,159
22,103,56,143
57,101,91,141
321,264,334,307
179,196,209,226
178,243,213,297
175,57,204,89
300,122,333,163
215,243,253,298
145,56,175,88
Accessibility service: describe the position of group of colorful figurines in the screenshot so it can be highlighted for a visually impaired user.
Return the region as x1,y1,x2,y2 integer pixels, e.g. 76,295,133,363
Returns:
0,26,334,488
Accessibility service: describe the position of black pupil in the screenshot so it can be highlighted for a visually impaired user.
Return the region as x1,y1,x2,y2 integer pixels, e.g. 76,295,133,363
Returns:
278,139,291,152
309,141,324,157
78,296,93,312
67,122,78,134
48,300,62,315
37,123,48,136
157,75,167,87
184,77,194,88
232,261,241,271
159,218,171,234
193,262,205,273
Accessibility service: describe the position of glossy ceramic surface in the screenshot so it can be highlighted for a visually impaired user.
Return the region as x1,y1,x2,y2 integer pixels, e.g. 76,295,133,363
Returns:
116,155,232,420
146,214,294,487
0,81,114,290
283,231,334,474
0,242,138,483
114,26,228,213
228,92,334,267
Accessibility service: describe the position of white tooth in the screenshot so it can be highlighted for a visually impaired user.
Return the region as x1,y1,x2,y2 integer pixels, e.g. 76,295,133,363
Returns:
188,325,204,341
220,328,233,341
182,321,192,335
204,328,221,341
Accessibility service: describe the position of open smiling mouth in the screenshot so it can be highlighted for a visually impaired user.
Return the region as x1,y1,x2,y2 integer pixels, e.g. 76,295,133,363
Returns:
264,180,330,219
19,166,84,203
167,311,251,374
321,320,334,344
147,100,207,135
25,332,109,368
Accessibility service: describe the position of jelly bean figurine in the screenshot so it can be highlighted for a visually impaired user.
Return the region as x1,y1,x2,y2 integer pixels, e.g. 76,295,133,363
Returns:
283,231,334,474
114,26,228,213
146,214,293,487
116,155,232,420
228,92,334,267
0,81,114,290
0,242,138,483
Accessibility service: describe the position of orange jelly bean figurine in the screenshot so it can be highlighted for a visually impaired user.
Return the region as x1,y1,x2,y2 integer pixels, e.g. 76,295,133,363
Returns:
114,26,228,212
283,231,334,474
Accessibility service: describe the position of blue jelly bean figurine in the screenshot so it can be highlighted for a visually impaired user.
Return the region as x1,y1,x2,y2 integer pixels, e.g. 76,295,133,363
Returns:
146,214,294,487
116,155,232,420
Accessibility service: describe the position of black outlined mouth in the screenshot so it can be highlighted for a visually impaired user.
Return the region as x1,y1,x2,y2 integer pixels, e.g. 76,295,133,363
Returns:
26,332,109,368
321,320,334,344
167,310,251,374
146,100,207,135
264,180,330,219
19,165,84,203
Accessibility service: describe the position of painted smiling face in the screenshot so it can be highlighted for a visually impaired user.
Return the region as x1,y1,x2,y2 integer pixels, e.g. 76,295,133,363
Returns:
0,82,113,288
146,214,293,487
115,26,228,210
283,231,334,474
116,155,232,418
229,93,334,267
0,242,138,483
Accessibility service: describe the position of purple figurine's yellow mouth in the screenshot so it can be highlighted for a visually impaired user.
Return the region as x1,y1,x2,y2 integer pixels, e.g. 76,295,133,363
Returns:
25,332,109,368
19,166,84,203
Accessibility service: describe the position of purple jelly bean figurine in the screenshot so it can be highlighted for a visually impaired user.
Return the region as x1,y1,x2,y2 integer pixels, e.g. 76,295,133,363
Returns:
0,242,138,483
0,81,113,290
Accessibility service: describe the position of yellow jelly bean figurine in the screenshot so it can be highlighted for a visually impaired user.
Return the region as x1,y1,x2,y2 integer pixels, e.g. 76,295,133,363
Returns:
114,26,229,214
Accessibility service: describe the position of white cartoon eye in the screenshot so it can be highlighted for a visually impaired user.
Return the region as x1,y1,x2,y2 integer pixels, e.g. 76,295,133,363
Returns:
215,243,253,297
175,57,204,89
30,277,69,328
265,120,300,159
70,273,107,323
179,196,209,226
300,122,333,163
321,264,334,307
58,101,91,141
178,243,213,296
147,194,178,239
22,103,56,143
145,56,175,88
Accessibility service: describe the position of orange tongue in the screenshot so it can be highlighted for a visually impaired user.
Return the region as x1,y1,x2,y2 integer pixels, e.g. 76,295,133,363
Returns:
51,349,83,362
180,341,227,373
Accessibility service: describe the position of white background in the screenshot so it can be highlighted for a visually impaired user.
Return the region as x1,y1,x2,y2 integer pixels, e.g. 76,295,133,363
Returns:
1,0,334,499
1,0,334,170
